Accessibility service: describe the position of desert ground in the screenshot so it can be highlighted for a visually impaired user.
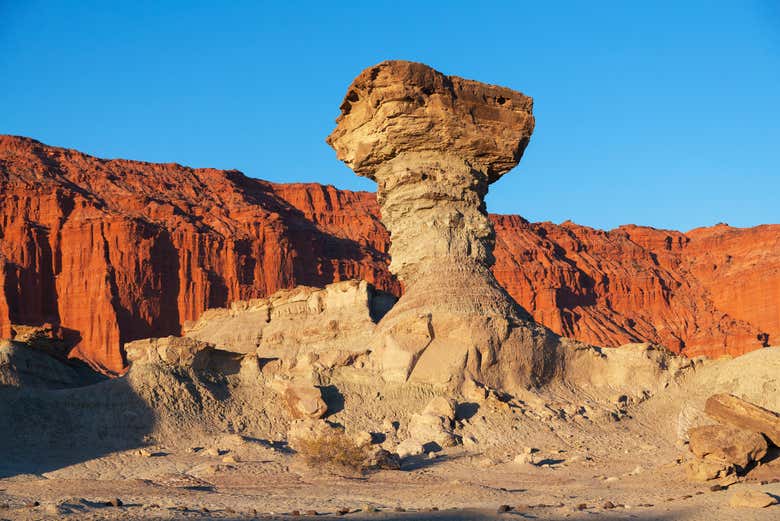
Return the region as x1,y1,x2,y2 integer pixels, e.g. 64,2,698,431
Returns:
1,343,779,521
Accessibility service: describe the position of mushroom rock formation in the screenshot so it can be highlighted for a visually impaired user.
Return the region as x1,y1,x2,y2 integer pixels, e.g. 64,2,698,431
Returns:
327,60,562,390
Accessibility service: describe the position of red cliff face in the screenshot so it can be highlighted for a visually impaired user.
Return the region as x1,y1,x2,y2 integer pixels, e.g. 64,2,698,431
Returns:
0,136,397,374
491,217,777,358
0,135,776,373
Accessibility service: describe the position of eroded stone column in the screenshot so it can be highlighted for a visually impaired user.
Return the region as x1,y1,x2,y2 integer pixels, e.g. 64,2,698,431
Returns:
327,61,560,391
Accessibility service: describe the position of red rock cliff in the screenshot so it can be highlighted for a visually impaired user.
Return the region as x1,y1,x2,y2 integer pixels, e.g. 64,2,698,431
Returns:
0,136,776,373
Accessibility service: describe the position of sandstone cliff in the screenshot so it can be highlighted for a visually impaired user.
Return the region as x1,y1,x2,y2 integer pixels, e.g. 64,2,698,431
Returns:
0,135,396,374
0,135,776,373
491,217,778,358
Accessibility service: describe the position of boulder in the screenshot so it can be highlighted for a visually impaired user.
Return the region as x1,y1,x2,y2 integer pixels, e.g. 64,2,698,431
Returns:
514,453,536,465
688,424,768,470
395,439,425,459
407,412,456,448
728,490,778,508
423,396,456,420
705,394,780,446
406,396,458,448
272,380,327,420
684,459,735,482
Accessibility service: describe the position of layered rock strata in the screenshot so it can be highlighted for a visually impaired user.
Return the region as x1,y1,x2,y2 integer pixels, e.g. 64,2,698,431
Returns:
327,60,562,389
184,279,392,374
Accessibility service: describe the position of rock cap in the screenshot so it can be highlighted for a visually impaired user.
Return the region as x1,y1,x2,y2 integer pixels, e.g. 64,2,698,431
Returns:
326,60,535,182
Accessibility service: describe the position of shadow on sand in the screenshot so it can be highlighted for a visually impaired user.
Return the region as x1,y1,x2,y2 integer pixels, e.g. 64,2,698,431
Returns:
0,376,153,478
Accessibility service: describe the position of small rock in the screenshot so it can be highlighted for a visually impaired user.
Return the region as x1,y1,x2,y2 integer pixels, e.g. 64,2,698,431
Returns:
137,448,153,457
514,453,536,465
382,419,398,432
728,490,778,508
291,509,301,516
497,504,512,513
423,396,456,419
407,408,456,448
204,447,220,457
394,506,405,512
604,476,619,483
222,455,239,463
361,503,377,512
710,484,727,492
106,498,123,507
352,431,373,447
602,501,615,509
305,509,317,515
337,507,350,515
395,439,425,459
576,503,588,510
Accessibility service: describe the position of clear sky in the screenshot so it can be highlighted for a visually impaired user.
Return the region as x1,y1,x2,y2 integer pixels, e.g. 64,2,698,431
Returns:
2,1,778,231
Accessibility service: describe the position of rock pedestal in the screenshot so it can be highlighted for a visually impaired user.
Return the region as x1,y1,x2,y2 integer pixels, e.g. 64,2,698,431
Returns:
327,61,560,390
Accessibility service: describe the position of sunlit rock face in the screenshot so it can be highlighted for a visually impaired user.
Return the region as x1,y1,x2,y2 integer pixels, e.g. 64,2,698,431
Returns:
328,60,562,390
327,60,535,282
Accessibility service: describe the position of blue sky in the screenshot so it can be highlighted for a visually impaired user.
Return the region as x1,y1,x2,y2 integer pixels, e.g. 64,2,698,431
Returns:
2,1,778,231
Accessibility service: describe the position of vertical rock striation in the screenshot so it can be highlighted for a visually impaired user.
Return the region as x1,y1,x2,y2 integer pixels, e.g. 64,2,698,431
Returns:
327,61,561,389
0,135,397,374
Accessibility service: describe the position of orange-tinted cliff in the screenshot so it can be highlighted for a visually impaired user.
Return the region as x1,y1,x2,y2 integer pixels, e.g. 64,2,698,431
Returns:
1,135,776,373
491,217,778,358
0,136,397,374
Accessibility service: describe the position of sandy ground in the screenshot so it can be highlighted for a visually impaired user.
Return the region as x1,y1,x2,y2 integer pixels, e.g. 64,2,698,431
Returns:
1,412,778,520
2,348,779,520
